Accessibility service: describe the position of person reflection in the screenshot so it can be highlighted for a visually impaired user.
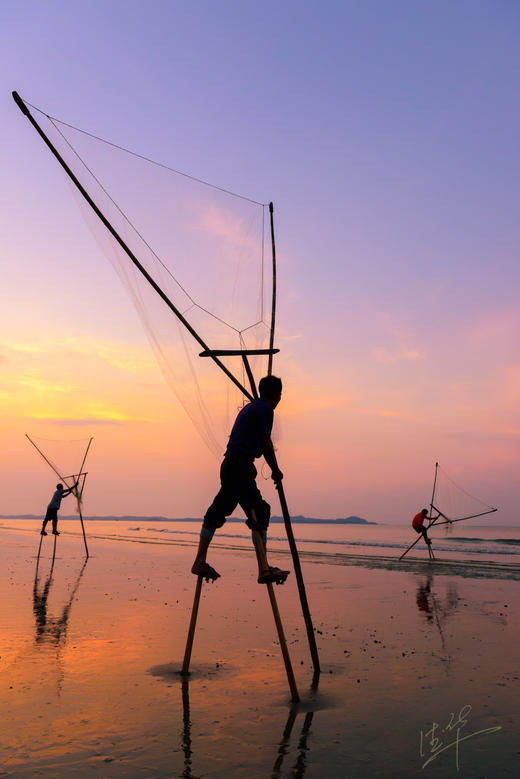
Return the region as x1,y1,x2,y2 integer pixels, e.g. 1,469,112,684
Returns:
415,574,460,663
416,575,434,622
33,558,88,647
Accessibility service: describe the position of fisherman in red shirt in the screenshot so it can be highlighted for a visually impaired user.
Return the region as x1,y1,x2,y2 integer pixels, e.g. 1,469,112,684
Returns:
412,508,433,547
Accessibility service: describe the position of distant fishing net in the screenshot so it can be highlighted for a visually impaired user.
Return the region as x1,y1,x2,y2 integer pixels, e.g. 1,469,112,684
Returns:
26,435,92,514
432,464,497,523
27,103,274,456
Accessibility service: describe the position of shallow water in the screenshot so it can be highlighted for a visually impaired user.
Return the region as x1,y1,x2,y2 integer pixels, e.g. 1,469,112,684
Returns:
2,518,519,560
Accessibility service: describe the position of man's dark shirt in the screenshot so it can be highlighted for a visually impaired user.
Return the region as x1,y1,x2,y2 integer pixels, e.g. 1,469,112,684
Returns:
226,398,274,459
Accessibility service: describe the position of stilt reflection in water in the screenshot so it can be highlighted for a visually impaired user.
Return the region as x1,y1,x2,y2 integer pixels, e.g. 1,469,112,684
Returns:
271,708,314,779
36,531,57,569
179,676,315,779
32,555,88,691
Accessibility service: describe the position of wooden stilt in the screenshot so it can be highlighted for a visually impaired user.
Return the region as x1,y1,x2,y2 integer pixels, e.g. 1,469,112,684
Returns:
36,534,43,561
252,511,299,703
400,517,440,561
51,533,57,565
181,575,203,676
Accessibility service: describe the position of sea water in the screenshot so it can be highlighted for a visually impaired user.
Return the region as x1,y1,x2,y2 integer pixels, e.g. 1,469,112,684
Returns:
2,518,519,567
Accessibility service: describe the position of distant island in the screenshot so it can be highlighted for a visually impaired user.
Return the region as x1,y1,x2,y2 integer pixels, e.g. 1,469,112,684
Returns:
2,514,376,525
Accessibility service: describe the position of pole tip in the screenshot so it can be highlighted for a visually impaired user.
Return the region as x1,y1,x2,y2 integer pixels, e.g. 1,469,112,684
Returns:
12,91,29,116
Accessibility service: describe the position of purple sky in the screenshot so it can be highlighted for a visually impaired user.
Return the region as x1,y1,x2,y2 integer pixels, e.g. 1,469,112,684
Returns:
1,1,518,523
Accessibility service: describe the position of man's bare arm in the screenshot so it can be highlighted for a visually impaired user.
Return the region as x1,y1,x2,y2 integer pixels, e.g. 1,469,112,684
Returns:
62,482,79,497
261,435,283,482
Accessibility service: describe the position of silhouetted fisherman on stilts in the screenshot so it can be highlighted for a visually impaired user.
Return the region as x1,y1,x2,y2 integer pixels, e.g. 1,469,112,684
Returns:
41,482,77,536
191,375,290,585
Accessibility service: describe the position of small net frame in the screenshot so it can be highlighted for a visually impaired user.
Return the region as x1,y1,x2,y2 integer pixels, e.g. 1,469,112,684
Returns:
24,101,276,456
430,463,497,525
26,434,92,515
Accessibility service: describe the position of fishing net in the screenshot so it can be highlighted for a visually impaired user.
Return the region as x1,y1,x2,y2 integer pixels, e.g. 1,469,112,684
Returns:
24,99,275,456
26,435,92,513
431,463,497,523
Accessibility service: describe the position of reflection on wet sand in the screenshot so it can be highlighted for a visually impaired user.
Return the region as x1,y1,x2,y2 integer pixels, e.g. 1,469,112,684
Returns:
415,573,459,664
180,677,195,779
271,706,314,779
179,676,316,779
32,553,88,691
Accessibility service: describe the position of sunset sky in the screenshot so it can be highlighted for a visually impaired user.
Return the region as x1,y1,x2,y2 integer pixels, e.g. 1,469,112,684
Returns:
1,1,518,524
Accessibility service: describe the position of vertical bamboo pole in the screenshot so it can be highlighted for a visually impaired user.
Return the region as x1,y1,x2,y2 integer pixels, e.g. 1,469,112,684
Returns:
76,439,92,559
429,462,439,519
267,202,277,377
181,576,203,676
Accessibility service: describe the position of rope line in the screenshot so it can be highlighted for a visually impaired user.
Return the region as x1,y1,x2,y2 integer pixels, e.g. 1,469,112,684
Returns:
27,101,265,206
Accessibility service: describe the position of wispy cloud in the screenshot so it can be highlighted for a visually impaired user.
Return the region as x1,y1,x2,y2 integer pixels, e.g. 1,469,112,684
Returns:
372,347,425,364
33,417,124,426
197,202,260,254
2,336,154,376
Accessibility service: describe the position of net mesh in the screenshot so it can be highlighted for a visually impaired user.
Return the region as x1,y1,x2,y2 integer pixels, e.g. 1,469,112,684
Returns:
29,104,274,456
431,464,496,522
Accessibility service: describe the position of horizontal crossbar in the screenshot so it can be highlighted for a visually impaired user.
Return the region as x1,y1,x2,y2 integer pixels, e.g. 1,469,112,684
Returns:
199,348,279,357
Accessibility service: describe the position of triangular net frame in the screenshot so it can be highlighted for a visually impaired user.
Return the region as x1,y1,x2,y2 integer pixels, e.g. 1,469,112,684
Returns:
26,434,92,557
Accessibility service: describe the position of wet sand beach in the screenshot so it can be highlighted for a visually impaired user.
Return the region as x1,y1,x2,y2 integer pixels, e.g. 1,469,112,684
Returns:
1,520,519,777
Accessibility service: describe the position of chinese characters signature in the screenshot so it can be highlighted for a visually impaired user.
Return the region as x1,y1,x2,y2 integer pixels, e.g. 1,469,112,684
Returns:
420,704,501,770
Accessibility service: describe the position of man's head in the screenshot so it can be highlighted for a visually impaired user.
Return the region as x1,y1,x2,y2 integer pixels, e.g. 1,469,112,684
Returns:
56,483,64,491
421,508,428,517
258,375,282,408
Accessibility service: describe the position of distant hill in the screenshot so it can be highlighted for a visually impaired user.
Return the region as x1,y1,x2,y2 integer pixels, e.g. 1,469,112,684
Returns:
1,514,376,525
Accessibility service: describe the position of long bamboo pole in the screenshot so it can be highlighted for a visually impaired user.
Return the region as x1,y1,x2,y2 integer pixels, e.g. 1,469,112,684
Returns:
429,462,439,517
265,202,317,673
267,202,277,377
77,499,89,559
75,443,91,559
